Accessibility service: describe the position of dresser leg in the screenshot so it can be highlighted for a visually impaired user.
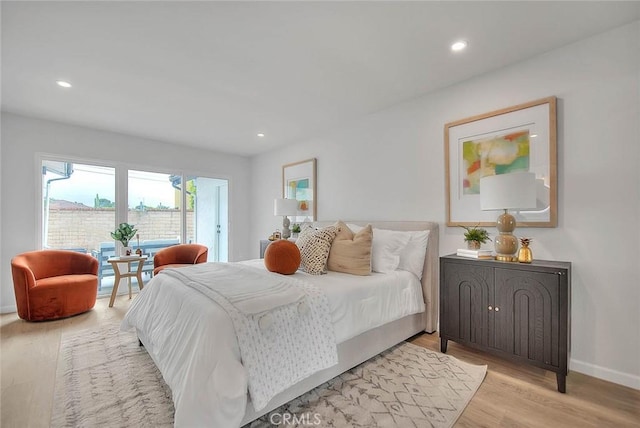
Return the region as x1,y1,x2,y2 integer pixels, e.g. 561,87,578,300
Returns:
440,338,448,353
556,373,566,393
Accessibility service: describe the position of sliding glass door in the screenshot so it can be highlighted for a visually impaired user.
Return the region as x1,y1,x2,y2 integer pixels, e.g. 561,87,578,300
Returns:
187,177,228,262
128,169,183,245
42,160,119,296
127,171,229,262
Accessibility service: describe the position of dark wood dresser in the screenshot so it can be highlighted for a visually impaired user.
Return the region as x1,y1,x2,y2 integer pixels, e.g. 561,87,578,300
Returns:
439,254,571,392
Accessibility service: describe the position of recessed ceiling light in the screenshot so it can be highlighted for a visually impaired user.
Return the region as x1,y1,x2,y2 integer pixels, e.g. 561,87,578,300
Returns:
56,80,72,88
257,133,265,137
530,134,538,138
451,40,468,52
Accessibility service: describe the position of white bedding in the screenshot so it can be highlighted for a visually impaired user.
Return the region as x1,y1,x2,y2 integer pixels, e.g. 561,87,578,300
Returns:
121,260,425,427
158,263,337,412
239,259,425,343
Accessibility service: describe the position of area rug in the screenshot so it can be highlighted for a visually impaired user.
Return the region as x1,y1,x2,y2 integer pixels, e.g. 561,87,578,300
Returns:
51,325,174,427
52,325,486,428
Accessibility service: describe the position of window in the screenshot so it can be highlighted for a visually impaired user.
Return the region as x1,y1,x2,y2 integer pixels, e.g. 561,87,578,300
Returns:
42,161,116,253
40,157,228,296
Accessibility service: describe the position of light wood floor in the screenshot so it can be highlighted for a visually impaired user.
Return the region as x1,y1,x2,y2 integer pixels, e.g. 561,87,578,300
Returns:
2,296,639,427
408,334,640,427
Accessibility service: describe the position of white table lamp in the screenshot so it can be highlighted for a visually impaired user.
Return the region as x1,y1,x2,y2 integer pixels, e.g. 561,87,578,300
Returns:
274,198,298,239
480,172,536,261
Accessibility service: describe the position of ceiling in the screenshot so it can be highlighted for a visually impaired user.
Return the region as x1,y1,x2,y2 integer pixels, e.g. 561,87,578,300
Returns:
2,2,639,156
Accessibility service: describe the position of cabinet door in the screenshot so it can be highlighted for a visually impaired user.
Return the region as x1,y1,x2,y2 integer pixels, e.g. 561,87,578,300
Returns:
494,269,560,367
441,262,494,348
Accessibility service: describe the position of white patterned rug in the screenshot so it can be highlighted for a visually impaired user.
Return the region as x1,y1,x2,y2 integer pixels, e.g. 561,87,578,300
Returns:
51,325,173,428
52,325,486,428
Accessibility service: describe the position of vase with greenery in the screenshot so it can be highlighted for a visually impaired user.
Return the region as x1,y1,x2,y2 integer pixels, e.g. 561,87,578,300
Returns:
460,225,491,250
291,223,301,237
111,222,138,255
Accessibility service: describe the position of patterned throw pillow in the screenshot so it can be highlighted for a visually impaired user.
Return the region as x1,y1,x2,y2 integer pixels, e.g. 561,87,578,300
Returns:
296,224,338,275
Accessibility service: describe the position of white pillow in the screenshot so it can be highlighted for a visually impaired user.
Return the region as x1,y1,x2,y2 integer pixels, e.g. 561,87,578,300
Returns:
397,230,429,280
348,224,429,278
348,224,410,273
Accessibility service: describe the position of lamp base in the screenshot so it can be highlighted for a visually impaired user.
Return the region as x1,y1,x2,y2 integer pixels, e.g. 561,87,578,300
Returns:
494,210,519,262
282,216,291,240
495,255,518,262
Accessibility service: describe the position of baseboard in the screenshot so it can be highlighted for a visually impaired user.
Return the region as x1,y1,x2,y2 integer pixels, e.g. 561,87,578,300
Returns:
571,358,640,390
1,304,17,314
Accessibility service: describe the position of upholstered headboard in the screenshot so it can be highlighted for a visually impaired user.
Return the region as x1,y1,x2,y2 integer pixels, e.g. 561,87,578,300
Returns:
311,221,439,333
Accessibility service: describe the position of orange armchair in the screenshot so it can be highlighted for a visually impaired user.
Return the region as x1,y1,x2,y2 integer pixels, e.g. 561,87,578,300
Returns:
11,250,99,321
153,244,208,275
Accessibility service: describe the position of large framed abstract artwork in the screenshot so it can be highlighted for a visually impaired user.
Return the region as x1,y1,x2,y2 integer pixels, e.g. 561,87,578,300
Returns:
445,96,557,227
282,158,317,222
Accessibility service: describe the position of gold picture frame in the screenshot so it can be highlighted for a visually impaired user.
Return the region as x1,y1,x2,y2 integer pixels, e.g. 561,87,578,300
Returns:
445,96,557,227
282,158,317,222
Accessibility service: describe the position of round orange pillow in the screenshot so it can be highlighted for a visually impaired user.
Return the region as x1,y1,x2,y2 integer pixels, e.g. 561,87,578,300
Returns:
264,240,301,275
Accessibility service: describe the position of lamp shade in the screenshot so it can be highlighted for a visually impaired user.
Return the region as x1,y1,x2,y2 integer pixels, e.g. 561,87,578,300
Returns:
480,172,536,211
274,198,298,216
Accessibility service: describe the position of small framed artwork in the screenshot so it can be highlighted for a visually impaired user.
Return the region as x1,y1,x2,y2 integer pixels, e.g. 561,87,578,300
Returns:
445,96,557,227
282,158,317,222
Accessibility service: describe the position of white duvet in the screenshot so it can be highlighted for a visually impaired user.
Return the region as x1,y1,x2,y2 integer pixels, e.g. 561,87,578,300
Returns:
121,260,425,427
156,263,338,412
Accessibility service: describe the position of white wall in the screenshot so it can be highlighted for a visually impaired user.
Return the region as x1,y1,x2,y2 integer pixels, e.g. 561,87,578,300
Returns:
0,113,252,312
250,22,640,389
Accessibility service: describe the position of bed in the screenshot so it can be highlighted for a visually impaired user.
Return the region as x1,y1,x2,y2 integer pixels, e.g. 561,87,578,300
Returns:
121,221,439,427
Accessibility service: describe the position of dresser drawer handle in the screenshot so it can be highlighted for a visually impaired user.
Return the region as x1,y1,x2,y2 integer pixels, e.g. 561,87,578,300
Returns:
488,305,493,311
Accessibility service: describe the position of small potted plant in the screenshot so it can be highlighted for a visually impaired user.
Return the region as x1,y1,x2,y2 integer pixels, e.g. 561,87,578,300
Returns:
460,225,491,250
111,222,138,255
291,223,301,238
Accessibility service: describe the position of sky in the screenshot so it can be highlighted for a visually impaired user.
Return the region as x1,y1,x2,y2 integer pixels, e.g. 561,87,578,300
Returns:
44,164,177,208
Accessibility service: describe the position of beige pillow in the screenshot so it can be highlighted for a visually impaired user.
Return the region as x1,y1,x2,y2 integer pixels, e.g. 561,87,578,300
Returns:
296,224,338,275
327,221,372,276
